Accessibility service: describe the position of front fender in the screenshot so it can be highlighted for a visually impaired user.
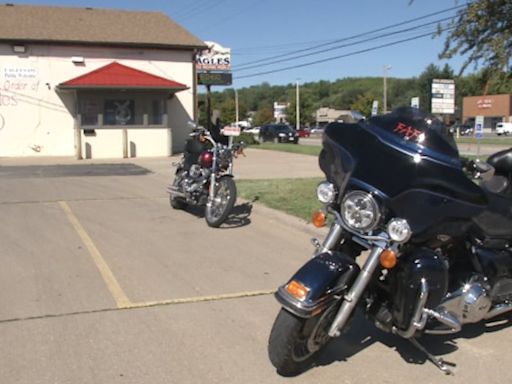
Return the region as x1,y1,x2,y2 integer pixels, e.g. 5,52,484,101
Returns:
275,251,360,318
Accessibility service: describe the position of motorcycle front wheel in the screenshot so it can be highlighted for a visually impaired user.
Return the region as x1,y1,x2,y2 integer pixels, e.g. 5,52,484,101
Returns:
204,176,236,227
268,304,338,376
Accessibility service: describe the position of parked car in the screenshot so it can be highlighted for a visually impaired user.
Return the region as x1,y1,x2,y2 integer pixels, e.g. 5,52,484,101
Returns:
244,126,260,135
496,122,512,136
309,125,325,135
296,127,310,138
259,124,299,144
450,123,473,136
459,124,474,136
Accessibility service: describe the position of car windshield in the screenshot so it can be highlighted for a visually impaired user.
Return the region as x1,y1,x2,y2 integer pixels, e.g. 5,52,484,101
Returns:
273,125,293,133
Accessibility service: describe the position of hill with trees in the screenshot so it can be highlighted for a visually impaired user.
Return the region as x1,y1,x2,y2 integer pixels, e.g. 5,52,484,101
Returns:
198,63,511,127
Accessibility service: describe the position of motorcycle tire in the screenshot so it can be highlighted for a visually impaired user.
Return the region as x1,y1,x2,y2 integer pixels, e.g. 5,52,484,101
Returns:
170,170,187,210
204,176,236,227
268,305,338,376
170,195,187,210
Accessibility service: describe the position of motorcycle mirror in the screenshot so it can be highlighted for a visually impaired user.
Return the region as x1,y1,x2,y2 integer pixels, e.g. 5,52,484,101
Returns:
187,121,198,129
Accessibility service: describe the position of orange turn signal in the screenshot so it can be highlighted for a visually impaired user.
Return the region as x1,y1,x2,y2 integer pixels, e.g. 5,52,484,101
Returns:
312,210,327,228
286,280,310,301
379,249,397,269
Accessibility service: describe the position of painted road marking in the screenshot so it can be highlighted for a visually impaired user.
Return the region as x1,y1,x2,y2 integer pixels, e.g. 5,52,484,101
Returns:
59,201,132,308
0,289,276,324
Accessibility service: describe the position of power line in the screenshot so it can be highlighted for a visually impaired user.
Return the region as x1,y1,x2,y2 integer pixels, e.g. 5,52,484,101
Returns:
234,28,455,80
235,16,453,72
233,4,465,69
176,0,228,22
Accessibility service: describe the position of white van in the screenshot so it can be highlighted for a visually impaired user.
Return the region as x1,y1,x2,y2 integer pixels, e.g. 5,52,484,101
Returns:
496,122,512,135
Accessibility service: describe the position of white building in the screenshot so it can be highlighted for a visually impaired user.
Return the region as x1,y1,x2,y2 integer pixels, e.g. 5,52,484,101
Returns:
0,4,205,158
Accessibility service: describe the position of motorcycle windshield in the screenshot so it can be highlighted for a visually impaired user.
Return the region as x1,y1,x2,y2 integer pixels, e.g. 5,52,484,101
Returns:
320,112,487,234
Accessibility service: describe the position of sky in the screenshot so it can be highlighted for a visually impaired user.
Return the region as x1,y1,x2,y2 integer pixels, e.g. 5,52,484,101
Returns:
12,0,471,89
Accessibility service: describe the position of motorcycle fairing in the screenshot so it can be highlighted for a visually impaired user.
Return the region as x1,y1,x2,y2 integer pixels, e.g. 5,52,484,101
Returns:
321,121,487,235
275,252,360,318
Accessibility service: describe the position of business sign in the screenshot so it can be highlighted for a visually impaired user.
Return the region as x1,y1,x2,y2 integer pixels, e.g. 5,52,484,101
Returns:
196,41,231,72
197,72,232,86
431,79,455,114
221,125,241,136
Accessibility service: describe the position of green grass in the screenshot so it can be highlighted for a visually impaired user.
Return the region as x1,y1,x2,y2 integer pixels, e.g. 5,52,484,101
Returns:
253,143,322,156
237,177,324,222
456,137,512,145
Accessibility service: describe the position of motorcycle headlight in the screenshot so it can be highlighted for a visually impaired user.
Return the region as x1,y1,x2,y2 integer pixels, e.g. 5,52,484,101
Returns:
341,191,381,232
316,181,337,204
387,218,412,243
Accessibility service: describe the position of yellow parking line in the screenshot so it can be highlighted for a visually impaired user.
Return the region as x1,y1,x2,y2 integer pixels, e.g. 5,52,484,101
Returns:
59,201,132,309
127,289,276,309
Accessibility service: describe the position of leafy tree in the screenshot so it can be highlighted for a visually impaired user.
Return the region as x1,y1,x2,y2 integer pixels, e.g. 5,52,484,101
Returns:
351,93,376,118
439,0,511,88
253,104,274,126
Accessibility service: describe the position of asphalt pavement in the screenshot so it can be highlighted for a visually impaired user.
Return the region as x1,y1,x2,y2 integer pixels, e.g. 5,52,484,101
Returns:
0,149,511,384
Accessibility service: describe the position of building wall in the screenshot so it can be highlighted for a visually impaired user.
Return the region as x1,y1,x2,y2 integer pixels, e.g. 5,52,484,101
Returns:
462,94,512,128
0,43,196,157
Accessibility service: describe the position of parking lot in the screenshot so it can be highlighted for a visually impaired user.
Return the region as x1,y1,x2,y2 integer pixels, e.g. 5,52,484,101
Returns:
1,149,511,384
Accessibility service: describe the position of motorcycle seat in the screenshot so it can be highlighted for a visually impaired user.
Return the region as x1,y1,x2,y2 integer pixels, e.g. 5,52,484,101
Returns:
472,191,512,239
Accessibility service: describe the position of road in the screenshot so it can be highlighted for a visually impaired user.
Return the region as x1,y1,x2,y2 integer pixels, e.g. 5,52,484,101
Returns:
0,150,511,384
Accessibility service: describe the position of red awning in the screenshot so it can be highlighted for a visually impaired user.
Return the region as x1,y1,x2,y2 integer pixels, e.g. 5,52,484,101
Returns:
58,62,188,91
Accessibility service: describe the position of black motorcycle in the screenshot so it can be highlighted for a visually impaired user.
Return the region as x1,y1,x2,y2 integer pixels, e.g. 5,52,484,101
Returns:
268,107,512,376
168,126,244,227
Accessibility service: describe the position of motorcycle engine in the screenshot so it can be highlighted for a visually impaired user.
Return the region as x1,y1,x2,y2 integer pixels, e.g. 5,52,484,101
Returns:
183,165,210,196
436,275,492,325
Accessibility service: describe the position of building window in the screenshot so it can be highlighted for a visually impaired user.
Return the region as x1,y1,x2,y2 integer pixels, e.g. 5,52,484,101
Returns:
104,99,135,125
150,99,165,125
78,93,167,128
81,100,99,126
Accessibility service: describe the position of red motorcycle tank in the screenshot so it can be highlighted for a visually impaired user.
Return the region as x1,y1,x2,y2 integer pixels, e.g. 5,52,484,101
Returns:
199,150,213,168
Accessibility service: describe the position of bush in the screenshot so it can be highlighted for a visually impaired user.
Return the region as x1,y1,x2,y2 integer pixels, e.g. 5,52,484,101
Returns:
233,132,260,146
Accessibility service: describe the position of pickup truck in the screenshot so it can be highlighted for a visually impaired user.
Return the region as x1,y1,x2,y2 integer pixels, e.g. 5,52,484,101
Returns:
496,122,512,136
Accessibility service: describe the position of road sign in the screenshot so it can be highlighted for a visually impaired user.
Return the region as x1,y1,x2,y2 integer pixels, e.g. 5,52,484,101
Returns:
475,115,484,139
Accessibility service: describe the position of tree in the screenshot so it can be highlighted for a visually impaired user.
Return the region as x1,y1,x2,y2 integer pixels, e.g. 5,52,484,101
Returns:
253,104,274,126
350,93,375,118
439,0,511,87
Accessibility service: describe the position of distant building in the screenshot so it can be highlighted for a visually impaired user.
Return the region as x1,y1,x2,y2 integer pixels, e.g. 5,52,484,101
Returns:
0,4,205,158
273,102,289,123
315,108,364,125
462,94,512,130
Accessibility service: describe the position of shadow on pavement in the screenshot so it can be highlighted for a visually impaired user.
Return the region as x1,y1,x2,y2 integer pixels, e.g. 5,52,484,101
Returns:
183,202,253,229
301,309,511,375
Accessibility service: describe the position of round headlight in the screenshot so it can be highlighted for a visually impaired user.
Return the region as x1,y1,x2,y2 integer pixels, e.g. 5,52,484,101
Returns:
316,181,337,204
341,191,381,232
387,218,412,243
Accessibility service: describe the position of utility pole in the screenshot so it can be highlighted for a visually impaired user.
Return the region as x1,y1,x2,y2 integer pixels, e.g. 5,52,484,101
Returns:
383,65,391,114
296,79,300,130
235,88,239,126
